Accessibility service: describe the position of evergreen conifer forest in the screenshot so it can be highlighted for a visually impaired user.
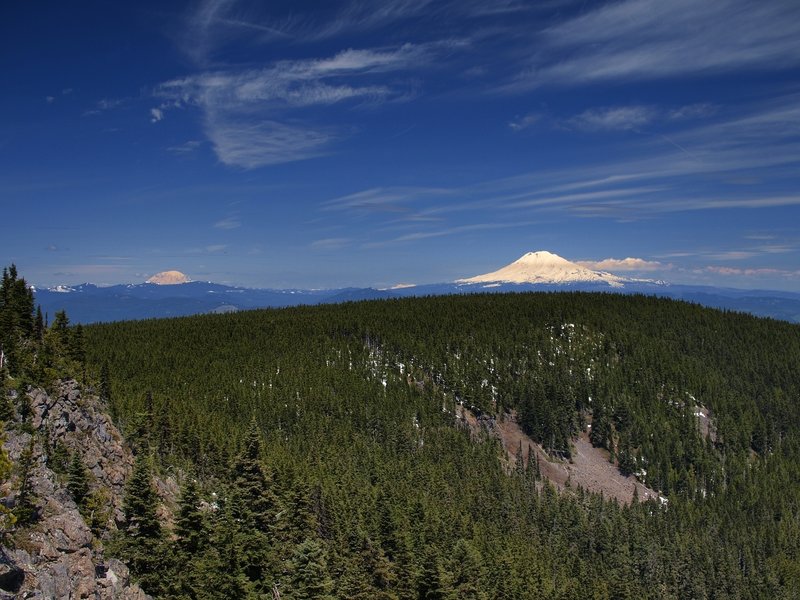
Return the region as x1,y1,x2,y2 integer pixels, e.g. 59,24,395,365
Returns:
81,292,800,598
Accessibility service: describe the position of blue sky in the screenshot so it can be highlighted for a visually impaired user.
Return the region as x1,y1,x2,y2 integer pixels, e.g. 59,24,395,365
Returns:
2,0,800,291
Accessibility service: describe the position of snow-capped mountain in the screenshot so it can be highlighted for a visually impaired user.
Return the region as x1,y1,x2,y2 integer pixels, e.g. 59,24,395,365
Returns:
146,270,192,285
30,254,800,324
457,251,630,287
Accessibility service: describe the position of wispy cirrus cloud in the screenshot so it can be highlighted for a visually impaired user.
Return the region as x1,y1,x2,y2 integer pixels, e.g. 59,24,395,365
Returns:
226,0,529,42
158,44,438,110
167,140,203,155
83,98,125,117
156,42,453,168
508,112,541,131
558,103,716,132
311,237,352,250
506,0,800,91
364,220,538,248
322,186,451,213
206,117,332,168
701,265,800,278
214,216,241,230
321,94,800,252
566,106,658,131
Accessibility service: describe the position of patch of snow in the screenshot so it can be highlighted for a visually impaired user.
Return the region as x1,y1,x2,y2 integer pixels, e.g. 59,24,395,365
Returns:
48,285,74,293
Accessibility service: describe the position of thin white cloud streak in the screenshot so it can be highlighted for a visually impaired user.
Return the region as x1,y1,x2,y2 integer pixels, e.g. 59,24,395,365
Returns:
567,106,657,131
363,220,538,248
506,186,664,209
702,266,800,278
506,0,800,90
311,237,352,250
322,186,452,213
577,257,666,272
508,112,541,131
275,0,528,41
214,217,241,230
167,140,203,155
560,103,716,132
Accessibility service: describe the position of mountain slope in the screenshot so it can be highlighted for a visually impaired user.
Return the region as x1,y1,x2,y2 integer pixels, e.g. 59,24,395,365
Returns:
83,291,800,597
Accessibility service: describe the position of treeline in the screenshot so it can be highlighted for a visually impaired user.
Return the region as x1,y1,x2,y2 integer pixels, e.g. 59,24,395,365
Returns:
0,264,86,388
82,292,800,597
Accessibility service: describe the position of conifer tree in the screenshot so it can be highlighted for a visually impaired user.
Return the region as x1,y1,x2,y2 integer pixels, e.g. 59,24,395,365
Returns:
175,475,206,555
99,361,111,403
14,437,36,525
233,420,280,529
231,420,280,589
447,539,486,600
169,475,207,599
198,494,251,600
285,538,334,600
0,427,15,531
67,451,89,509
0,382,13,422
34,305,44,342
118,453,165,595
417,547,444,600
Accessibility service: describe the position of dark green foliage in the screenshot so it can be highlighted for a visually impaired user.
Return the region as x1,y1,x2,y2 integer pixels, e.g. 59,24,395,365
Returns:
115,453,166,595
447,539,485,600
0,265,35,376
417,547,445,600
83,291,800,598
174,475,205,556
1,264,82,387
46,433,70,475
285,539,334,600
67,451,89,508
0,388,13,422
169,474,208,598
123,454,162,540
13,437,36,525
196,498,251,599
99,361,111,404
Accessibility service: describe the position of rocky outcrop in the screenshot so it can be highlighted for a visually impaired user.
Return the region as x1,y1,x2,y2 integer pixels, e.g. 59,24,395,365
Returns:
29,380,133,521
1,380,149,599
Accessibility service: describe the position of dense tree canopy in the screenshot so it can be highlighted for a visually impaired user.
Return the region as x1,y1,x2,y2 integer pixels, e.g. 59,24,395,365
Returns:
80,292,800,598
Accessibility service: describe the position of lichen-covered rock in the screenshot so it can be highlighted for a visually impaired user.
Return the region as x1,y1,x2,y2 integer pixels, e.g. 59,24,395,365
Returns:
1,381,150,599
29,380,134,514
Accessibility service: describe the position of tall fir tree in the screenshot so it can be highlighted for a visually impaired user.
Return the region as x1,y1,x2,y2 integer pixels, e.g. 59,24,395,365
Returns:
66,451,89,509
118,453,166,595
14,437,37,525
285,538,334,600
231,420,281,590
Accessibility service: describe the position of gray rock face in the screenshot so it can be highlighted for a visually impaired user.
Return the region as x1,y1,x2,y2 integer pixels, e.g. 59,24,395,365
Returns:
1,381,150,599
29,380,134,516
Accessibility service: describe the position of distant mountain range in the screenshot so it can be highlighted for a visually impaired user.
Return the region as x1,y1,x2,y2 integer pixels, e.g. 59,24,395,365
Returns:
33,252,800,324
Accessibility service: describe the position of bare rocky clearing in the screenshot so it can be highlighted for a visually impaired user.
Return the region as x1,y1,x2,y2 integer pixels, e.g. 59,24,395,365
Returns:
457,405,659,504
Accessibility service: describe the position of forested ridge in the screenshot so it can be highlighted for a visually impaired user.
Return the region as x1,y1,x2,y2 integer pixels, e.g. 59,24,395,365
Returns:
72,291,799,598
